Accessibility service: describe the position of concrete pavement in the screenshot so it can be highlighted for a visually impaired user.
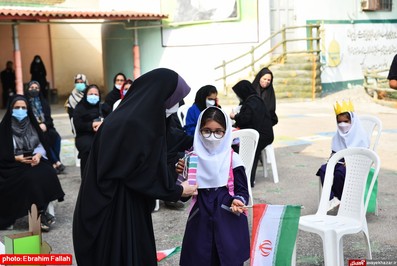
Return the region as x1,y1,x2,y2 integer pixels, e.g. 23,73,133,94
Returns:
1,86,397,265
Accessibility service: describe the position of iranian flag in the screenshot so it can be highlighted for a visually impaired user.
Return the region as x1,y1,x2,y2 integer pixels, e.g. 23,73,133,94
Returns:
156,246,181,262
251,204,301,266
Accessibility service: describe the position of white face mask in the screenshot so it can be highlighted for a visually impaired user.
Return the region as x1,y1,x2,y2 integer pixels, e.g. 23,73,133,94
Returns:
115,84,122,90
338,122,352,134
165,103,179,118
201,134,222,152
206,99,216,108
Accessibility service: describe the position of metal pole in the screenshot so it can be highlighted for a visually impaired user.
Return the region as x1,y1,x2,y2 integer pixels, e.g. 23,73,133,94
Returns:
12,23,23,95
133,21,140,79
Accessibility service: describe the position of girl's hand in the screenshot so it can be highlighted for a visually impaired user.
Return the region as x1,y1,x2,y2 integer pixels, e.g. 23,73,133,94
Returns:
15,154,33,164
175,158,185,174
180,181,198,197
31,153,41,167
230,199,247,214
230,111,235,120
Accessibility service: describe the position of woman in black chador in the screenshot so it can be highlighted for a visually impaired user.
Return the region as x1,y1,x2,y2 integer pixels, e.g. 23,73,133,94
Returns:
73,68,198,266
30,55,48,99
0,95,64,230
230,80,274,187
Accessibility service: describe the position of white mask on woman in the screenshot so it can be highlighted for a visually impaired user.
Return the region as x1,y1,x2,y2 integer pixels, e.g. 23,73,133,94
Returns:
338,122,352,134
206,99,215,108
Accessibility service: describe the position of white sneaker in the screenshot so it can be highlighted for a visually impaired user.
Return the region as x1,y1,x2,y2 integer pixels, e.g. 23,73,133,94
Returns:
328,197,341,212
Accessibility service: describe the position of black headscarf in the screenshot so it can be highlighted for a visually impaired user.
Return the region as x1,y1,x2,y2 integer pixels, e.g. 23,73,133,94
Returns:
252,67,278,125
232,80,274,150
73,68,191,266
103,73,127,117
0,95,50,171
232,80,257,102
194,85,218,111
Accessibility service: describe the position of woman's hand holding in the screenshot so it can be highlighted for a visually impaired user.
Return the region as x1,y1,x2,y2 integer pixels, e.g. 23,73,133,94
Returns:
39,123,47,132
31,153,41,167
180,181,198,197
175,158,185,174
92,121,103,132
230,199,247,214
15,154,32,164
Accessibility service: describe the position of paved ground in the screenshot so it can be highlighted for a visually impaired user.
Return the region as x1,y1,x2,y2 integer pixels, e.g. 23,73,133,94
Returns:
1,87,397,265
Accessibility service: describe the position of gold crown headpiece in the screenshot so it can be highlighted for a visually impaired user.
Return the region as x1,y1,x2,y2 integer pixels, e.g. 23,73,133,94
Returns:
334,100,354,115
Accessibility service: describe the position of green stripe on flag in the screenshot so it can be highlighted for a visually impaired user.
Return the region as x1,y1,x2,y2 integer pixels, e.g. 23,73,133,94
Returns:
274,205,301,265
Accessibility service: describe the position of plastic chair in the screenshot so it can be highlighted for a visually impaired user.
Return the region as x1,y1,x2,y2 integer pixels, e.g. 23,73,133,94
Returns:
261,144,279,183
177,104,189,127
318,115,382,213
295,147,380,266
359,115,382,215
359,115,382,152
231,129,259,206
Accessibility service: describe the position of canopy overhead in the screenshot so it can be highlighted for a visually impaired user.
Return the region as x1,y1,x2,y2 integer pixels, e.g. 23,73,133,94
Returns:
0,7,167,22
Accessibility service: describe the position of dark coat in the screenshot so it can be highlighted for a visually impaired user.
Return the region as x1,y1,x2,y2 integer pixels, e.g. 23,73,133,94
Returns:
233,80,274,151
180,166,250,266
252,68,278,126
73,68,191,266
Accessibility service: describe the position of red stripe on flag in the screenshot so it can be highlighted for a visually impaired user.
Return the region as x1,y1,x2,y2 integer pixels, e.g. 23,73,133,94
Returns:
250,203,268,262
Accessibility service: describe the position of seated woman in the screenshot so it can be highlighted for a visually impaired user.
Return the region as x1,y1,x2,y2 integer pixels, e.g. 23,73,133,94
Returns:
65,73,88,120
316,101,369,210
102,72,127,117
185,85,220,136
252,67,278,126
73,84,103,177
230,80,274,187
112,79,133,111
0,95,65,231
26,80,65,174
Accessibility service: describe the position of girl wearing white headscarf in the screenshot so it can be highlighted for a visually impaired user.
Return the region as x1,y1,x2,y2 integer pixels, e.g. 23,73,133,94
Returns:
179,106,250,266
316,110,370,206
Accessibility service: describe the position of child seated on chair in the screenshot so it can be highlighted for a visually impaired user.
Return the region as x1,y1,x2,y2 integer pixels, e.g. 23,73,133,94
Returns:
176,106,250,266
316,100,370,210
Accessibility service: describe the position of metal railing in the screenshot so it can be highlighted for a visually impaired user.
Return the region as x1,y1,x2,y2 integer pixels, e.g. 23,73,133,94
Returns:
363,68,396,100
214,24,321,94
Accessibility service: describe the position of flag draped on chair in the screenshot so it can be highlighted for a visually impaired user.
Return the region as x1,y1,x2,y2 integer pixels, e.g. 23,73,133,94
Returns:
251,204,301,266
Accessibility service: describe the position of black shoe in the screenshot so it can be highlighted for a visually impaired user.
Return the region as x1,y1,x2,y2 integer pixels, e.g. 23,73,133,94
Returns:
40,223,50,232
56,163,65,173
164,201,185,209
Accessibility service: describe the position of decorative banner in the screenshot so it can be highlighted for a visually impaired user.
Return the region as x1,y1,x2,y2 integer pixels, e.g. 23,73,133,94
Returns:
251,204,301,266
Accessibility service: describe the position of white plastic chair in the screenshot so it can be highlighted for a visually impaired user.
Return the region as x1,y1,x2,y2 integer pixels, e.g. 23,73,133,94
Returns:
295,147,380,266
359,115,382,215
231,129,259,206
177,104,189,127
261,144,279,183
318,115,383,212
359,115,382,152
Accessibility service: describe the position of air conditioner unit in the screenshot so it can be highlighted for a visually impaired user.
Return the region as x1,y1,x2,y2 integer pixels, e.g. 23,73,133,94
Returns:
361,0,380,11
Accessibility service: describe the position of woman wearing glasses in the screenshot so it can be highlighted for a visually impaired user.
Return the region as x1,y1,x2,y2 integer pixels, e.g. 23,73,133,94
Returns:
230,80,274,187
178,106,250,266
102,72,127,117
0,95,64,231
